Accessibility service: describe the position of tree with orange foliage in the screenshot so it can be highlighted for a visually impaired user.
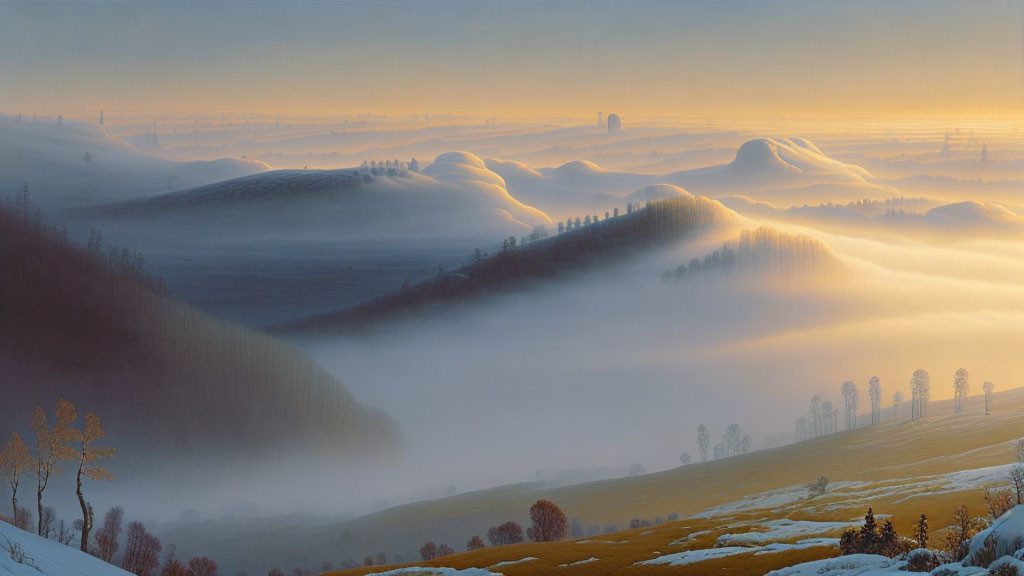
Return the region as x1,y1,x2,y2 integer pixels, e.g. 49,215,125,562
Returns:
73,412,115,552
526,500,567,542
0,433,34,528
32,399,78,536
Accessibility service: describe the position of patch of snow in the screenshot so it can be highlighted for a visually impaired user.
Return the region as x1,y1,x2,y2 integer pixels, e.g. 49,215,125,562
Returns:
762,553,905,575
984,556,1024,574
557,557,598,567
576,539,626,544
966,504,1024,564
715,519,856,546
637,538,838,567
636,546,758,566
0,520,135,576
754,538,840,555
489,557,537,568
929,563,986,576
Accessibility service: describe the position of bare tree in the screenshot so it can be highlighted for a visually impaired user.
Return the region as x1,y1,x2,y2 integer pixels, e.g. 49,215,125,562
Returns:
696,424,709,463
122,522,162,576
95,507,124,563
32,399,78,536
1010,465,1024,505
740,434,752,454
821,401,835,433
724,424,742,456
73,413,115,551
809,395,822,437
953,368,970,413
983,381,994,415
910,369,931,419
892,391,904,419
868,377,882,425
841,381,859,430
0,433,34,528
795,417,809,441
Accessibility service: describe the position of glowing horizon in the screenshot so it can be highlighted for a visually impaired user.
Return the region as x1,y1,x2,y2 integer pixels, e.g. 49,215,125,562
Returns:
3,0,1024,121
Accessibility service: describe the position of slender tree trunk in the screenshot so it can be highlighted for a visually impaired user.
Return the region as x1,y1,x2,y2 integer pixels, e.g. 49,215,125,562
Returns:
77,464,90,552
37,484,43,536
11,490,16,528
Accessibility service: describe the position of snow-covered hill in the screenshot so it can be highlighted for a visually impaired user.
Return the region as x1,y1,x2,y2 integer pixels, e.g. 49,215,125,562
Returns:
0,521,132,576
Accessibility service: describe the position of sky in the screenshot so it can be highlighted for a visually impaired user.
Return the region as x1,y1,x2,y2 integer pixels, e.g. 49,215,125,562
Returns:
1,0,1023,120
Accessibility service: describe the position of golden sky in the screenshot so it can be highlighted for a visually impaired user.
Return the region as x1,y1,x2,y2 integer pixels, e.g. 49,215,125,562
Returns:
2,0,1023,120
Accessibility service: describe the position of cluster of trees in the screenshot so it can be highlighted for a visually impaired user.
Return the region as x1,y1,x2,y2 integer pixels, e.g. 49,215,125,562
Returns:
694,423,753,463
303,196,732,332
661,228,843,285
793,369,994,444
0,401,224,576
358,158,418,175
556,208,620,235
418,500,569,564
838,444,1024,571
0,399,114,553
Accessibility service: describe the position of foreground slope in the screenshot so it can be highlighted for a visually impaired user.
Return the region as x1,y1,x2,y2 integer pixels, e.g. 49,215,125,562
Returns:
293,390,1024,576
0,520,133,576
0,202,401,473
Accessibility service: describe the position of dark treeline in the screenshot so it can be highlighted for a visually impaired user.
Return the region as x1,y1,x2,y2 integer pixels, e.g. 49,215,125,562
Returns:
661,227,845,285
0,188,400,474
276,196,734,334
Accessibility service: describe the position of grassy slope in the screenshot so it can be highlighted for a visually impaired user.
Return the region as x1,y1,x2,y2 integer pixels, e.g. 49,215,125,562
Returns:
275,196,735,334
319,389,1023,576
0,204,401,464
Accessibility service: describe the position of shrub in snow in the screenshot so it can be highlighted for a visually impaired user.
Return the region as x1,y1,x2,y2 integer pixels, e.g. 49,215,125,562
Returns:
967,506,1024,567
987,555,1024,576
905,548,940,572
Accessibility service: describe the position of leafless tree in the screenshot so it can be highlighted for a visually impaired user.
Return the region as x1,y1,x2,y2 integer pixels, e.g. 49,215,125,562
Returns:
911,369,931,419
983,381,994,415
696,424,709,463
953,368,970,413
892,391,904,419
841,381,859,430
868,377,882,425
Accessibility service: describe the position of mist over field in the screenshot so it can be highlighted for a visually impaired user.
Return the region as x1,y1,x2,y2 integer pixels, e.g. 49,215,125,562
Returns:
6,2,1024,575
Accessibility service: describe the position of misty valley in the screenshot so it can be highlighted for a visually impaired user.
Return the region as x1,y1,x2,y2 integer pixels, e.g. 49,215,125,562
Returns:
5,2,1024,576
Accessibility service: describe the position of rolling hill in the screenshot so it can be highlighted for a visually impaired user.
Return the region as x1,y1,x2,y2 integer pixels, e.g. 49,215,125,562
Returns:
148,387,1024,575
272,195,737,335
0,116,267,210
0,200,401,480
92,152,551,244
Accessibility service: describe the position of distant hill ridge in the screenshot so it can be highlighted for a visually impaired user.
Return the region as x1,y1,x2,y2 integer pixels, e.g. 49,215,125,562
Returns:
274,195,735,334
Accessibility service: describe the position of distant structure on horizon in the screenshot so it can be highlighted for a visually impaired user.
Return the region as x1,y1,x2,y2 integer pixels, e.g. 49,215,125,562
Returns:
607,113,621,134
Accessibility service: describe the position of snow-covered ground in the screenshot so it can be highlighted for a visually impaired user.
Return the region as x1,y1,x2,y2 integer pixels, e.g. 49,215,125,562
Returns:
0,520,133,576
715,519,855,546
557,557,598,567
691,464,1014,519
489,557,537,568
637,538,839,567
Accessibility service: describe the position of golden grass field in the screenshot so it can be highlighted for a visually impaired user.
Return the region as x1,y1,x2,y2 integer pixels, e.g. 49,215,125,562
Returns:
324,388,1024,576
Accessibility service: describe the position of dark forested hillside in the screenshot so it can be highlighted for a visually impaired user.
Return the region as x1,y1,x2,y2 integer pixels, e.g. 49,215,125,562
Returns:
276,196,735,335
0,196,401,467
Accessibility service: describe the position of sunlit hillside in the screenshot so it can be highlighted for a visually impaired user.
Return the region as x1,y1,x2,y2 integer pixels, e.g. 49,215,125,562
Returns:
313,389,1024,576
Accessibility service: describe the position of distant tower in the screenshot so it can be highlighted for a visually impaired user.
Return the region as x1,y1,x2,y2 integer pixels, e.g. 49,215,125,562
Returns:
99,110,104,125
597,110,603,128
607,113,621,134
981,142,989,164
